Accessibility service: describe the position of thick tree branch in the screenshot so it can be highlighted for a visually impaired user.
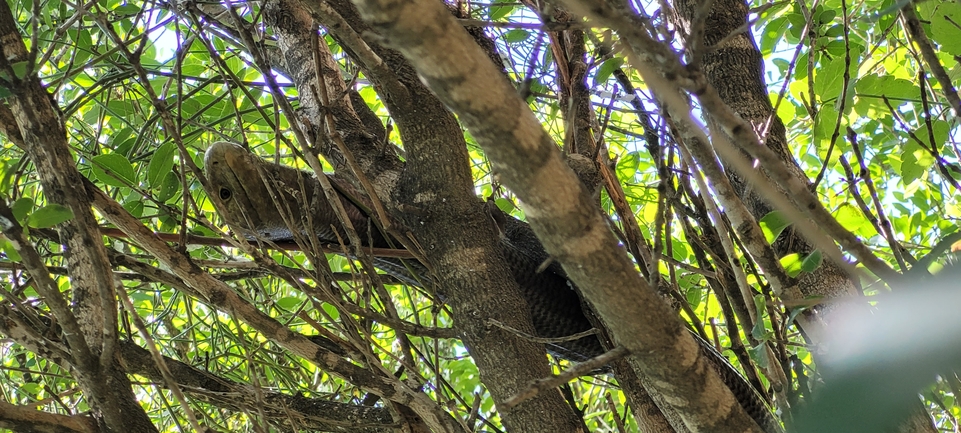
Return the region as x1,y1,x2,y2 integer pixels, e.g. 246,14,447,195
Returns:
347,1,765,431
268,1,590,431
0,4,157,431
0,400,98,433
899,6,961,117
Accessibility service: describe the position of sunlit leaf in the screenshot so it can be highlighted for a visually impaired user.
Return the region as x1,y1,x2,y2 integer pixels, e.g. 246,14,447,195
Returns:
489,0,515,20
157,171,181,203
91,153,136,188
27,204,74,228
595,58,624,85
147,143,177,189
322,303,340,321
0,237,21,262
503,29,530,43
759,210,791,243
801,250,823,273
781,253,803,277
833,203,875,238
494,197,515,214
275,296,302,310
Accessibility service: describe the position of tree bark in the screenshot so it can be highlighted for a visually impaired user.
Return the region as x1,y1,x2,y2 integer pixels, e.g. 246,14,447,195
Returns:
348,0,767,431
0,4,158,432
666,0,938,431
260,1,590,431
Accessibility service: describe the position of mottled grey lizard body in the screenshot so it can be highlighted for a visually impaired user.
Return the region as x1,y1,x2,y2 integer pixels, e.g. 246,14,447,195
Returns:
203,141,603,362
203,142,781,432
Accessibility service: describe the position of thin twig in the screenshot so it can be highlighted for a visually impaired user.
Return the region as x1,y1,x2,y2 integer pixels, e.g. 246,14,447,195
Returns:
486,319,599,344
900,5,961,116
502,346,629,409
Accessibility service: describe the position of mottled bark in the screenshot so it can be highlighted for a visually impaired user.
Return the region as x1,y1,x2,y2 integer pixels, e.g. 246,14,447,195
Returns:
667,0,858,316
0,4,157,432
249,1,589,431
0,400,98,433
347,0,767,431
667,0,937,431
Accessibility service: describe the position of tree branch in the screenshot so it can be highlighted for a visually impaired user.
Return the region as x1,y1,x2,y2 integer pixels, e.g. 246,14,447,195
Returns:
348,0,767,431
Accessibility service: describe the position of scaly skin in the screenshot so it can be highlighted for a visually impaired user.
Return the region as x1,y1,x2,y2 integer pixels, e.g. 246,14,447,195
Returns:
204,141,382,246
204,141,603,360
203,142,781,432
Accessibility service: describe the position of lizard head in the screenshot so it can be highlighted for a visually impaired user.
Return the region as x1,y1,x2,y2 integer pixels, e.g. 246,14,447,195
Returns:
204,141,315,241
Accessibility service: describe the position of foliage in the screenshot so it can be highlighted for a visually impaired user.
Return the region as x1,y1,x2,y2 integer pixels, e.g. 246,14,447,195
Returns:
0,0,959,431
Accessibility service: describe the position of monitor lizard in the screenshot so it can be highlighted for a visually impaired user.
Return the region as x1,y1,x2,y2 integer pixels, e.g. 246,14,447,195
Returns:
203,141,782,432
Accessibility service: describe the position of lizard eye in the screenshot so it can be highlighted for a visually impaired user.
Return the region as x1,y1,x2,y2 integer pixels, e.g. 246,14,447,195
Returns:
219,188,232,200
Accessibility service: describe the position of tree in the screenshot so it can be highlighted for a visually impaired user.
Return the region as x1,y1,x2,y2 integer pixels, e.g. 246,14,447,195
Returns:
0,0,958,431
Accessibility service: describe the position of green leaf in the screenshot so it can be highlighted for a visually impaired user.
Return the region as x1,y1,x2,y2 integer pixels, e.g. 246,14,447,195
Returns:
760,17,788,55
855,75,917,100
503,29,530,43
786,12,806,42
616,151,640,181
786,305,807,327
751,294,767,340
914,121,950,163
322,303,340,321
27,204,74,228
9,61,29,80
111,127,136,156
900,144,924,184
0,85,11,99
275,296,302,310
106,100,138,117
130,291,154,309
781,253,803,277
123,194,144,218
921,1,961,55
759,210,791,243
71,29,93,65
158,213,178,233
748,342,770,369
147,143,176,189
91,153,136,187
489,0,515,21
494,197,515,214
801,250,823,273
824,24,844,38
595,58,624,85
814,57,846,99
686,283,704,310
11,197,34,223
816,8,837,24
0,237,21,261
825,40,847,57
19,383,41,396
157,171,181,203
113,4,141,16
833,203,874,238
814,105,838,140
